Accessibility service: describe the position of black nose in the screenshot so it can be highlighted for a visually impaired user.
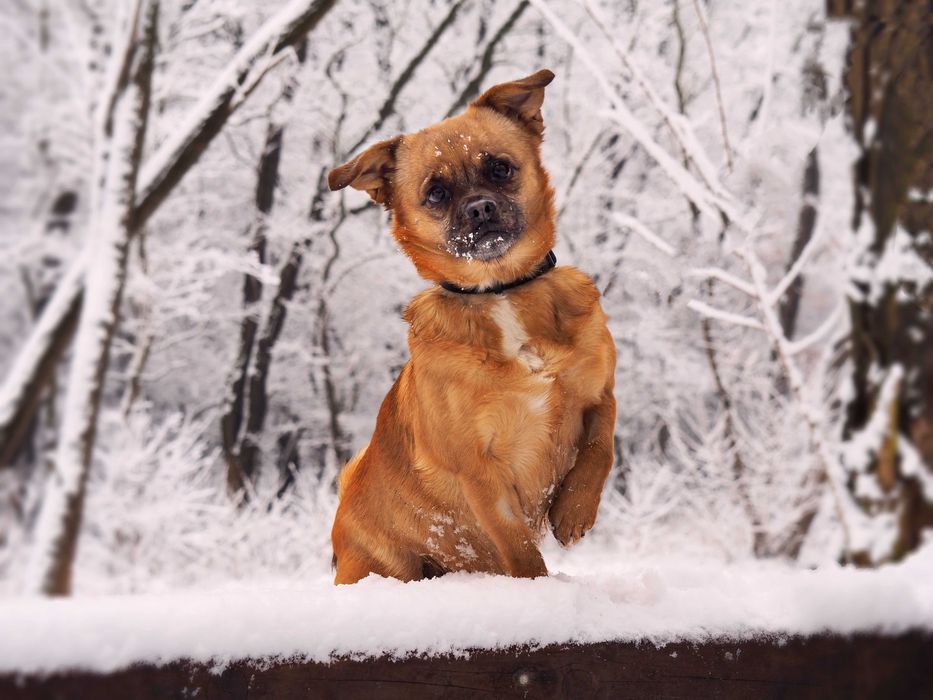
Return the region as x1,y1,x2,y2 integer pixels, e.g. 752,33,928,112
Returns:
465,198,497,226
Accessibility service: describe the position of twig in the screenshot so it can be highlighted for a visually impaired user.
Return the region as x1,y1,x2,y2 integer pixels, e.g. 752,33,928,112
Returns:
786,303,843,356
700,279,767,555
689,0,734,171
613,213,677,257
688,267,755,297
687,299,764,331
768,216,824,306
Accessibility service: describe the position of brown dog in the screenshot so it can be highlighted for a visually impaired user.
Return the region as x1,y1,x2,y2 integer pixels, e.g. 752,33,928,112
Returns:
327,69,616,584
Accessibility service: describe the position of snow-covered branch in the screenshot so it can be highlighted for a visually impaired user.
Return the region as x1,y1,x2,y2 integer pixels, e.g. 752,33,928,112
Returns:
768,218,824,306
687,299,764,331
0,256,84,467
688,267,756,297
689,0,734,171
529,0,738,224
133,0,339,225
578,0,729,202
786,303,843,356
613,213,677,257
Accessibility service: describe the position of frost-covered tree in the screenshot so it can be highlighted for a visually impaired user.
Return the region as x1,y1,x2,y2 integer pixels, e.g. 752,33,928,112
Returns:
6,0,340,594
830,0,933,564
25,0,160,596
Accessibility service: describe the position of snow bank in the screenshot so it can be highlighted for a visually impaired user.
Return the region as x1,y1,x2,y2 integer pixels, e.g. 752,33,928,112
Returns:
3,545,933,675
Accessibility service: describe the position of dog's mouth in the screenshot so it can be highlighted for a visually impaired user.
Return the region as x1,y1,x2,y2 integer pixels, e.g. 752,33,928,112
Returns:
446,226,520,262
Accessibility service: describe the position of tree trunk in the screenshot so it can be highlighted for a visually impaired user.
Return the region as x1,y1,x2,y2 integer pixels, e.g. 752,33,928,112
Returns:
222,38,308,496
25,0,159,596
0,265,82,468
779,147,820,341
221,130,281,495
829,0,933,563
700,282,768,556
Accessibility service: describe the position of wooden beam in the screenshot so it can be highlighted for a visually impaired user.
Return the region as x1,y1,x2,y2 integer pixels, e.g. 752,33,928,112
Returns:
2,634,931,699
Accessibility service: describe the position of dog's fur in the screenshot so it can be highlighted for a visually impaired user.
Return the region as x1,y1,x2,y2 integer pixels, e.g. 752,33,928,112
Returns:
327,70,616,584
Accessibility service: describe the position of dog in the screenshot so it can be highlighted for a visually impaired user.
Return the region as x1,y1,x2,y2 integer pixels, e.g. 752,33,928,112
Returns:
327,69,616,584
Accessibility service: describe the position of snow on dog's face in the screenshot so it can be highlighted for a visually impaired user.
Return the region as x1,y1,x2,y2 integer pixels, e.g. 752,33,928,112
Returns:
328,70,557,290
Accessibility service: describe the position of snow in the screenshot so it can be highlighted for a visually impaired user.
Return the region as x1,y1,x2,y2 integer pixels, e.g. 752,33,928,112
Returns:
901,438,933,502
849,222,933,306
3,543,933,675
840,364,903,474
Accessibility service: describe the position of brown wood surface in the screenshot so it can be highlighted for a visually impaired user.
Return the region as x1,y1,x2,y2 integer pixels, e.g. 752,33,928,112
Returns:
2,633,931,699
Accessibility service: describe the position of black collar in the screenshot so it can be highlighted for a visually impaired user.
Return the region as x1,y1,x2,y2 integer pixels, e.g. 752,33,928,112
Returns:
440,250,557,295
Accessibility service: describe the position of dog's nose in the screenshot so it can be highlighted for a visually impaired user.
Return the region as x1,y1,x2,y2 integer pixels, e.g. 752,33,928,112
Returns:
465,198,497,226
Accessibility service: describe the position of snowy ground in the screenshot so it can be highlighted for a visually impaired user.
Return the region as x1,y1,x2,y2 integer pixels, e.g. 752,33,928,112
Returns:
4,539,932,676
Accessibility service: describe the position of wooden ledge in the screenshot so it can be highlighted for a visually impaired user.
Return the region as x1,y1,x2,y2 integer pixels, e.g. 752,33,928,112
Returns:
2,633,932,699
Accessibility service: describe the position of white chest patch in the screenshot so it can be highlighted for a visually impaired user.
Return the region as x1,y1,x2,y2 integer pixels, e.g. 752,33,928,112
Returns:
490,297,528,357
491,297,549,376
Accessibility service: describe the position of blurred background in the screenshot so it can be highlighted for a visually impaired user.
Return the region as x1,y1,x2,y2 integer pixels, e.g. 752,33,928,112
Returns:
0,0,930,596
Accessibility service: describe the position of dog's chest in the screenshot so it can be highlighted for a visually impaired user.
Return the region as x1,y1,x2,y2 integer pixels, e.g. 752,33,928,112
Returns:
489,297,548,374
486,295,590,513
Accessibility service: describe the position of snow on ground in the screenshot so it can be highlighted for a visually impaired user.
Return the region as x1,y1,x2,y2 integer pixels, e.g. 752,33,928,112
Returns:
3,540,933,675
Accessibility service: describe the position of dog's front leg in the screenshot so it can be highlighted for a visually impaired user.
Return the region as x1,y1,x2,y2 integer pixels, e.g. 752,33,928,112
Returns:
459,473,547,578
549,386,616,547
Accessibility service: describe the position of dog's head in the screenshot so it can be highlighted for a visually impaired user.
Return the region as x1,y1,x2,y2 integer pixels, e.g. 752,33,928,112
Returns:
328,69,556,289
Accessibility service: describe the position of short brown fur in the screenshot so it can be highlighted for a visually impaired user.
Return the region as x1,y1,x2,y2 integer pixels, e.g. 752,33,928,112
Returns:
328,69,616,583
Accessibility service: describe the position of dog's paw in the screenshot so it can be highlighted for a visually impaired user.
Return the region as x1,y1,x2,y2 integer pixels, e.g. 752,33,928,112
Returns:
548,486,599,547
507,551,549,579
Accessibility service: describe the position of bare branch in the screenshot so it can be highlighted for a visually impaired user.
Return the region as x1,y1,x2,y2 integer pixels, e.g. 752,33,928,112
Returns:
689,0,734,171
687,299,764,330
688,267,756,297
786,303,844,356
767,215,824,306
613,213,677,257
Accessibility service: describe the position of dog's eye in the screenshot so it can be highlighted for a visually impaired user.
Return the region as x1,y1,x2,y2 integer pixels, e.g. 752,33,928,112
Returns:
490,160,512,183
426,184,448,205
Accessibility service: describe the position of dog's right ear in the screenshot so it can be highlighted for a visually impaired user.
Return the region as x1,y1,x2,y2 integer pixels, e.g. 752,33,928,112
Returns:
327,136,402,205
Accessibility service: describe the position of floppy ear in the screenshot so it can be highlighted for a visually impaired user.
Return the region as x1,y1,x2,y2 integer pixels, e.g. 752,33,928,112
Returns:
471,69,555,136
327,136,402,205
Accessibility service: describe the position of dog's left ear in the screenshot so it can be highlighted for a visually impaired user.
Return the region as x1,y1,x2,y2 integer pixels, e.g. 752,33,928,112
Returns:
472,69,555,136
328,136,402,205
